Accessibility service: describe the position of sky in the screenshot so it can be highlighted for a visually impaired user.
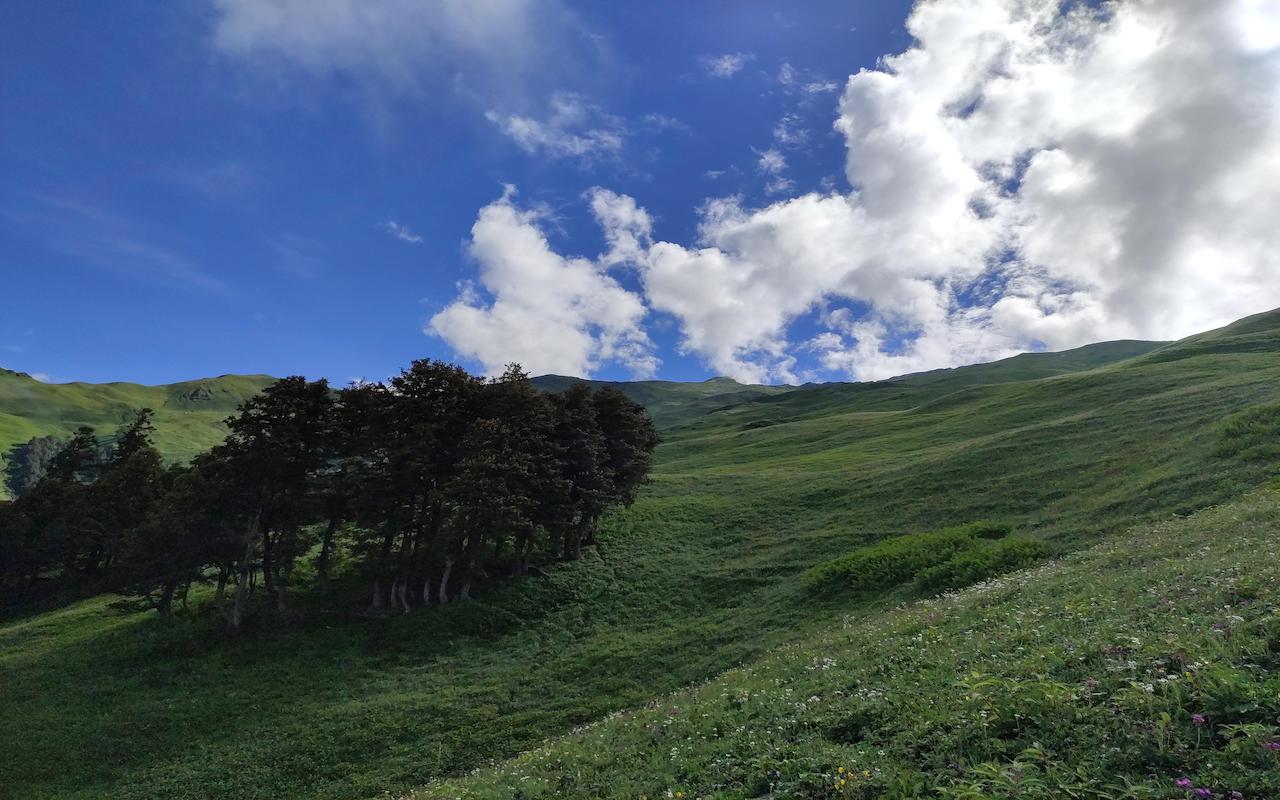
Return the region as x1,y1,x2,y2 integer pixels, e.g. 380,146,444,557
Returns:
2,0,1280,387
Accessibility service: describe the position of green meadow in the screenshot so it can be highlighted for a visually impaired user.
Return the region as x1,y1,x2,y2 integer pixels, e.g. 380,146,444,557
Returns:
2,310,1279,799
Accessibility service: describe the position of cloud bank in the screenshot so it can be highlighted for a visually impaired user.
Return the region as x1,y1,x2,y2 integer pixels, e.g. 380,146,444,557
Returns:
434,0,1280,383
427,188,656,380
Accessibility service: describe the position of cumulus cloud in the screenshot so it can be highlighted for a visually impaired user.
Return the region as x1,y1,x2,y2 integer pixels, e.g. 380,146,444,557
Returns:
439,0,1280,383
382,220,423,244
485,93,625,163
428,187,656,379
699,52,752,78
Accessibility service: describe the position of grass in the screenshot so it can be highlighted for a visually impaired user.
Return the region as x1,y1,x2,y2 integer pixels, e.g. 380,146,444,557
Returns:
0,312,1278,799
416,488,1280,799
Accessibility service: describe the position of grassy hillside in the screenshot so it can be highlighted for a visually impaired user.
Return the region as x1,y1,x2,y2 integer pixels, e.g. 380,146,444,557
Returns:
0,369,275,497
531,374,797,429
0,315,1276,799
419,488,1280,799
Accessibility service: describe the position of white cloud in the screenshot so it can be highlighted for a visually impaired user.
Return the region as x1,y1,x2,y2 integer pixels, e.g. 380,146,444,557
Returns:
428,187,656,378
8,195,226,293
802,80,839,94
209,0,590,103
773,113,809,147
756,147,795,195
756,148,787,175
699,52,752,78
382,220,423,244
30,372,51,383
642,112,689,134
439,0,1280,384
485,93,625,163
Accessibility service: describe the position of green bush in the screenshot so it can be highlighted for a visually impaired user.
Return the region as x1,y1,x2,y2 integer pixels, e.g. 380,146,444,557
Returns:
803,521,1010,591
915,537,1051,592
1216,402,1280,462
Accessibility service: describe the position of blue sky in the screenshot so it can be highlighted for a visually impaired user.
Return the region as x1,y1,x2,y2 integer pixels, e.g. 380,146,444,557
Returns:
3,1,1278,386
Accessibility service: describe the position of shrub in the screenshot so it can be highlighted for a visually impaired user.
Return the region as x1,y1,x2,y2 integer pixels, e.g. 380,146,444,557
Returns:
803,521,1010,591
915,537,1051,592
1216,402,1280,462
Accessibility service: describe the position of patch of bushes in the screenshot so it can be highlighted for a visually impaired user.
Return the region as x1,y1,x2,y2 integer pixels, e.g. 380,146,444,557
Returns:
1216,402,1280,462
915,537,1051,592
803,521,1011,592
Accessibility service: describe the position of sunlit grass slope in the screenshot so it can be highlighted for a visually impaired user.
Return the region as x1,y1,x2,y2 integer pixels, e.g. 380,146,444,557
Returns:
417,488,1280,799
0,312,1277,799
0,369,275,497
532,374,797,428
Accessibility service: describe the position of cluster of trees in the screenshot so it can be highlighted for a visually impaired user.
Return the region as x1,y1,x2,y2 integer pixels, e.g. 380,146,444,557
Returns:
0,362,658,630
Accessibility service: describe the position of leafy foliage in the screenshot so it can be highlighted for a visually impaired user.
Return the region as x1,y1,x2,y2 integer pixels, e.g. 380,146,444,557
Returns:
803,521,1011,592
1216,402,1280,463
914,537,1051,592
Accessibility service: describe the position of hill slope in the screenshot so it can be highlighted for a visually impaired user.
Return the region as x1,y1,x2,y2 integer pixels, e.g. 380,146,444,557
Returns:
0,337,1162,496
418,488,1280,799
0,369,275,496
0,317,1274,799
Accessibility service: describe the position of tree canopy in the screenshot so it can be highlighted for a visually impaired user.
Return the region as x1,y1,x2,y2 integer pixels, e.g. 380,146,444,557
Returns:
0,363,658,632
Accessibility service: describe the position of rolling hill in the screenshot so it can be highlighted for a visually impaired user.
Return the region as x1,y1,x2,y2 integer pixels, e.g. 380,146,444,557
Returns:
1,312,1277,799
0,337,1163,497
0,370,275,498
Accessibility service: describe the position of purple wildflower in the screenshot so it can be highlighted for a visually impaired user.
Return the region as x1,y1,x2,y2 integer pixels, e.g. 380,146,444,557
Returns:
1264,740,1280,751
1195,789,1212,799
1230,792,1244,800
1176,778,1193,788
1192,713,1206,727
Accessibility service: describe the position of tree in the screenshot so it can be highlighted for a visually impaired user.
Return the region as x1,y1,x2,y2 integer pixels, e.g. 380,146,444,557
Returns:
549,383,610,561
590,387,660,545
219,377,334,627
3,435,64,498
87,409,165,576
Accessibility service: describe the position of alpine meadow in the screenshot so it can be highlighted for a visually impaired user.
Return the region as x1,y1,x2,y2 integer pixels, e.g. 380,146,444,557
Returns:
3,310,1280,798
4,1,1280,799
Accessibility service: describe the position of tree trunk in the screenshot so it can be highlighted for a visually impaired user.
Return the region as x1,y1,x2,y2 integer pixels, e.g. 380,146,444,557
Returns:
157,579,176,617
215,567,228,603
438,556,454,605
261,525,276,595
231,509,262,632
568,514,590,561
370,576,384,609
421,576,432,606
316,513,340,594
459,556,476,601
512,528,530,577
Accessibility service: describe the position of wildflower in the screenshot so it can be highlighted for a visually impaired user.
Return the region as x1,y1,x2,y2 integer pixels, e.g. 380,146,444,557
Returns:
1192,713,1206,727
1264,741,1280,751
1195,789,1212,799
837,766,844,774
1177,778,1193,788
1230,792,1244,800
